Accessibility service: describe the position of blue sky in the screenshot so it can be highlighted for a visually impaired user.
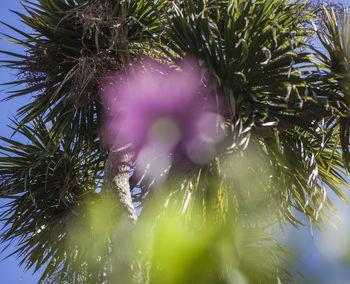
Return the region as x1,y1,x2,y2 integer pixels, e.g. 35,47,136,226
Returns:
0,1,350,283
0,2,41,283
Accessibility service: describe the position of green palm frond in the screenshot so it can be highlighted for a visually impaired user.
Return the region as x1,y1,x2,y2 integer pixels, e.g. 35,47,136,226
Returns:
0,0,166,147
156,0,316,120
0,118,105,282
311,6,350,173
135,0,350,229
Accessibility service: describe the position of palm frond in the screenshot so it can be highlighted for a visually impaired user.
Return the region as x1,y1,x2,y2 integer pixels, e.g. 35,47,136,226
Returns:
0,0,167,147
0,118,105,282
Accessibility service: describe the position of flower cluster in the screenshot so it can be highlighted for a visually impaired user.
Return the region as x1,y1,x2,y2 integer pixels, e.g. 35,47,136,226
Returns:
101,60,224,177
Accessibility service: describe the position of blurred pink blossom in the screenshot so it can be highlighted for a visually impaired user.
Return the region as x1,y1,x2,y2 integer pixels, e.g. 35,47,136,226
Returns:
101,60,224,176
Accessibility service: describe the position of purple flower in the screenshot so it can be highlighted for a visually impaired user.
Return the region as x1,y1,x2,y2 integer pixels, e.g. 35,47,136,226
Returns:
101,60,224,176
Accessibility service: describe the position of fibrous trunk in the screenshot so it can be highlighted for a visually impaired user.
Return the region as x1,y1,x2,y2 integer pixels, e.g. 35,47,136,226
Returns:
103,149,137,223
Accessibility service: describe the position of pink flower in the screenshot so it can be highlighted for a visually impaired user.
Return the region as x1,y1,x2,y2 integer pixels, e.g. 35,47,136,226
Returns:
101,60,224,176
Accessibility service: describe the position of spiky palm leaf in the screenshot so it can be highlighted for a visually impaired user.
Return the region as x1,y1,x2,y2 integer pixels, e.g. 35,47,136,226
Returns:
137,0,350,229
1,0,166,148
311,6,350,170
0,119,107,282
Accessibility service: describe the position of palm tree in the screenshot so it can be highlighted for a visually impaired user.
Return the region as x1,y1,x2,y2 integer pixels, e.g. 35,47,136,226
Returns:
0,0,349,283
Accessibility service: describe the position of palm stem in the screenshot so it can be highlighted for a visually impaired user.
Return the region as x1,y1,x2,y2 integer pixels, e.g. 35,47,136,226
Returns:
102,0,137,224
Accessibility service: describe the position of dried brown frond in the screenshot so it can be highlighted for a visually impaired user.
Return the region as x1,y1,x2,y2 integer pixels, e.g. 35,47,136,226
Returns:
69,50,120,106
19,44,58,88
77,0,119,40
77,0,113,37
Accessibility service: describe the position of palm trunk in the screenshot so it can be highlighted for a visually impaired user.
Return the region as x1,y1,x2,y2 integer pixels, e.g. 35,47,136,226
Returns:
103,149,137,223
101,0,137,224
